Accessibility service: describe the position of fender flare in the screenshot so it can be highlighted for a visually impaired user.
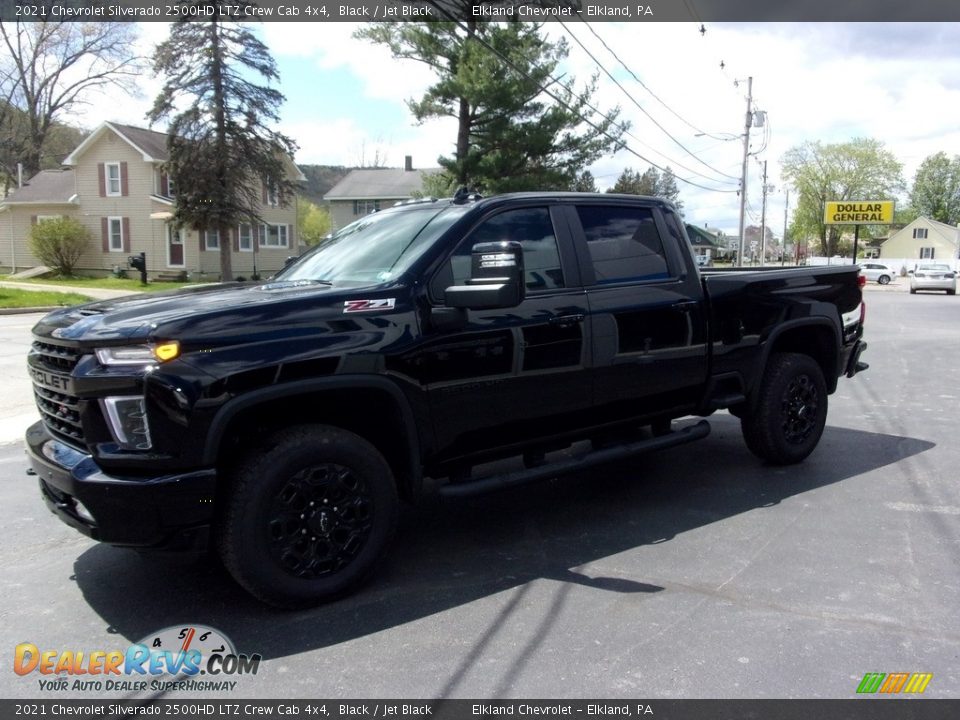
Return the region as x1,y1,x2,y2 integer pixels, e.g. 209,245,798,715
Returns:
752,314,842,403
202,375,422,489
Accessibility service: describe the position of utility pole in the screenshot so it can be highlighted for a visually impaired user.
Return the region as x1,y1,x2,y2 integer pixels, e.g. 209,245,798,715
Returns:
781,189,789,266
736,76,753,267
759,160,769,266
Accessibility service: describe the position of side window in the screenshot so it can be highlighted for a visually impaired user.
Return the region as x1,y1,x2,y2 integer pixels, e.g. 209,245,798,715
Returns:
434,207,565,300
577,205,670,284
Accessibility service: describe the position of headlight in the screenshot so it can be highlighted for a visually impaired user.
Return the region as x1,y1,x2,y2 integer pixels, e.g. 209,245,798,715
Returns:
96,342,180,366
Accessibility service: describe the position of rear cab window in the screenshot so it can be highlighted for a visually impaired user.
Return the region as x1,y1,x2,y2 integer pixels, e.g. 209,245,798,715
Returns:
575,205,676,284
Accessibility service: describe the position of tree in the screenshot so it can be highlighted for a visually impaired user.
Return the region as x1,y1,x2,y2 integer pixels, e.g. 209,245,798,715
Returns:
909,152,960,226
608,165,683,211
0,21,143,180
149,8,297,281
28,217,90,277
297,200,331,246
781,138,904,256
571,170,598,193
357,15,626,193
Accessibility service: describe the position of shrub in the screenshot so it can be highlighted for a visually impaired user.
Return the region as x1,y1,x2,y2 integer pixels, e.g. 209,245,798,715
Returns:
28,217,90,277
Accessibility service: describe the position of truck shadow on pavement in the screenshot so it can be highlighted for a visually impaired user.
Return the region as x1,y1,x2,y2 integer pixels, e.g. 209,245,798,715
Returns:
73,415,933,659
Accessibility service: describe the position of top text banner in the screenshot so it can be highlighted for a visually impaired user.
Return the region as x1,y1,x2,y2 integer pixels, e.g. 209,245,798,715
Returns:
3,0,960,22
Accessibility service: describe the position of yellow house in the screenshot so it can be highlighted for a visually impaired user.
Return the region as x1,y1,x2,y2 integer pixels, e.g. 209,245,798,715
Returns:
880,217,959,265
0,122,303,280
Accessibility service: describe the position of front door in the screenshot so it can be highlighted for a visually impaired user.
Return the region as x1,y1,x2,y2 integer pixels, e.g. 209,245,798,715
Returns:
413,205,591,461
167,225,184,267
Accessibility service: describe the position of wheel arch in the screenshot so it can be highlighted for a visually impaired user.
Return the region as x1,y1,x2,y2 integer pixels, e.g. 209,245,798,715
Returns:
204,376,423,501
755,318,841,402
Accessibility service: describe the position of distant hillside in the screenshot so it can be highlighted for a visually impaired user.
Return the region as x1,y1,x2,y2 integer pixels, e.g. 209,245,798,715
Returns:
298,164,353,205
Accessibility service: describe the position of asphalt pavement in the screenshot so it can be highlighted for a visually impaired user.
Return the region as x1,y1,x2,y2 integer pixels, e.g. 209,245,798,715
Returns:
1,288,958,700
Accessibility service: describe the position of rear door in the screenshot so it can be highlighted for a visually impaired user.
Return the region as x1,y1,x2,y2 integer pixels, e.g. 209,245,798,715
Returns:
417,204,591,458
566,201,709,425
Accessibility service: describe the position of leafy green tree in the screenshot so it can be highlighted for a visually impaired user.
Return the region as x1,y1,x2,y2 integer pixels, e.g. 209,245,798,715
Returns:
28,217,90,277
357,15,626,193
148,8,297,281
0,21,143,179
909,152,960,226
781,138,903,256
297,200,331,246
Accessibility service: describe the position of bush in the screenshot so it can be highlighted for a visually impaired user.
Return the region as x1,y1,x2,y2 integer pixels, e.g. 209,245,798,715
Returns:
28,217,90,277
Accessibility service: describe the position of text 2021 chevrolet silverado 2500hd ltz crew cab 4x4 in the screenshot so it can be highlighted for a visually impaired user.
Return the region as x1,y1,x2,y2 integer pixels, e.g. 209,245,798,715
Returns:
25,193,867,607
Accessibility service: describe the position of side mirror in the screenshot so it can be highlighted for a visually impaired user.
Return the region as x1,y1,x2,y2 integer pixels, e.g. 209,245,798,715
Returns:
444,241,525,310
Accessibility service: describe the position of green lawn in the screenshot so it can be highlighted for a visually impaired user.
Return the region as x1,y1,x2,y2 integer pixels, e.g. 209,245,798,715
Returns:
0,288,93,309
1,276,195,292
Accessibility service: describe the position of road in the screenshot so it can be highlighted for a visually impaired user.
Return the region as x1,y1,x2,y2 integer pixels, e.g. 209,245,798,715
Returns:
1,288,958,700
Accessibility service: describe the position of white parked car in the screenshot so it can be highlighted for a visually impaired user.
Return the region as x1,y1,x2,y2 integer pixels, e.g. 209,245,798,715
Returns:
859,262,897,285
910,264,957,295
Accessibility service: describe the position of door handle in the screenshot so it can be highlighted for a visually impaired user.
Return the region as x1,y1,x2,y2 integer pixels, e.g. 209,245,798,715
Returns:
549,313,585,326
671,300,699,313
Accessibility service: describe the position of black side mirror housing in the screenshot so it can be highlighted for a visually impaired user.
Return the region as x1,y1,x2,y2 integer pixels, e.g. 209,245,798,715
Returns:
444,241,525,310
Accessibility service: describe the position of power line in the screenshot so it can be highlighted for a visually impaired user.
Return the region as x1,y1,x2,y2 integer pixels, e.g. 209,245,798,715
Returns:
428,9,739,195
561,19,741,184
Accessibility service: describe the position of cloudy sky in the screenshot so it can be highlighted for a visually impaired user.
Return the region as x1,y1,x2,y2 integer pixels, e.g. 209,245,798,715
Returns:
78,21,960,237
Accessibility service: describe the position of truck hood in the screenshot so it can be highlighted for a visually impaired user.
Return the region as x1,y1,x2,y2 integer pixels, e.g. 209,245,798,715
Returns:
32,280,395,344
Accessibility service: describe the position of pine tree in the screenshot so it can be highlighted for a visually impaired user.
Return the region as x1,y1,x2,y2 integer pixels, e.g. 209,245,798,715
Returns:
148,8,297,281
357,14,625,193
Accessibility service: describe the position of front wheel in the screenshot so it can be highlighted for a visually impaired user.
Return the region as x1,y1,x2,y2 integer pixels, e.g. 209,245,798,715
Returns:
878,275,891,285
218,425,399,608
741,353,828,465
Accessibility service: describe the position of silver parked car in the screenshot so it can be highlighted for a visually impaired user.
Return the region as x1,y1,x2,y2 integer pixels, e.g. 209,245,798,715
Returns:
910,263,957,295
859,262,897,285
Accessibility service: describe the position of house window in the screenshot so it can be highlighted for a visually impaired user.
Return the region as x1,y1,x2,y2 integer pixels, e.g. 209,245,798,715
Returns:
353,199,380,216
166,176,176,197
261,223,289,248
36,215,61,224
205,230,220,251
106,162,122,196
920,247,935,259
238,224,253,252
108,217,124,252
913,228,928,239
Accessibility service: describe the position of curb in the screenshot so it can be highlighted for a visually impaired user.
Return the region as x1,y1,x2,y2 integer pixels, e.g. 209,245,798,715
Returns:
0,306,58,315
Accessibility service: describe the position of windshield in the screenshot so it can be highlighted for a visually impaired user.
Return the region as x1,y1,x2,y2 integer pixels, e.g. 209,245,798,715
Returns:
278,205,468,285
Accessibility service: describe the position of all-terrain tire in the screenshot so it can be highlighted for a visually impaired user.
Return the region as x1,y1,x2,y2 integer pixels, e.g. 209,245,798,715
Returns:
741,353,828,465
218,424,399,608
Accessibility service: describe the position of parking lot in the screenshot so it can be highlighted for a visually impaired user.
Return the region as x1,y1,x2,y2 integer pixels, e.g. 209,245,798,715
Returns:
1,287,958,699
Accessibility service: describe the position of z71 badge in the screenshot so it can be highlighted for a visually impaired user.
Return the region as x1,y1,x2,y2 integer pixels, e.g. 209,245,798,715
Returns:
344,298,396,313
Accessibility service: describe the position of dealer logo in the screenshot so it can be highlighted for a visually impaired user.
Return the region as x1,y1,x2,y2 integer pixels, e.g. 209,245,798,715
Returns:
14,624,261,693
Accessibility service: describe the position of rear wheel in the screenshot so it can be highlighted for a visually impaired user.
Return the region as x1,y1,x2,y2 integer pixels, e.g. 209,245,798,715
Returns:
741,353,827,465
219,425,398,608
878,275,891,285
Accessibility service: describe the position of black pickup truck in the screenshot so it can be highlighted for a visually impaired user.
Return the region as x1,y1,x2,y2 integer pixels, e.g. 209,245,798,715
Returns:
25,192,867,607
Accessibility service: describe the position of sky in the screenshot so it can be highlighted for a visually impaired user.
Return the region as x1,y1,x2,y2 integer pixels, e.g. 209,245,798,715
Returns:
73,20,960,238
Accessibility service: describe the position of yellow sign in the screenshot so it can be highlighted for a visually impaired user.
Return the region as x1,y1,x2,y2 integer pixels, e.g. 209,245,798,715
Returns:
824,200,894,224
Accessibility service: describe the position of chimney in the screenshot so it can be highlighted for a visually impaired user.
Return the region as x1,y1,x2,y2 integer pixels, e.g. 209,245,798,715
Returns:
404,155,413,172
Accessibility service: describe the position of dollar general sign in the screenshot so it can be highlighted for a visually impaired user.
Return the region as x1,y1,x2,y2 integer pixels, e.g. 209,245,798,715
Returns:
824,200,894,224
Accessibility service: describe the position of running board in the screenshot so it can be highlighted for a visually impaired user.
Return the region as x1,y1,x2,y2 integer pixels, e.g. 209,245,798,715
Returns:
439,420,711,498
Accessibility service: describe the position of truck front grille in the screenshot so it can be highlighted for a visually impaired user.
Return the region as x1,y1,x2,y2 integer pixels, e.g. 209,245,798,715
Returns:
30,339,85,446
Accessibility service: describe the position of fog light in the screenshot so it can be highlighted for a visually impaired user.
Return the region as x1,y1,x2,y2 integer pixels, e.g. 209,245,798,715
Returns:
73,499,95,524
101,396,152,450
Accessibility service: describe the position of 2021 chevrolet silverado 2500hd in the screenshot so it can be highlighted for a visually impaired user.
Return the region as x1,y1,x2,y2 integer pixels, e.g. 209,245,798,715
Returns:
25,192,867,607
